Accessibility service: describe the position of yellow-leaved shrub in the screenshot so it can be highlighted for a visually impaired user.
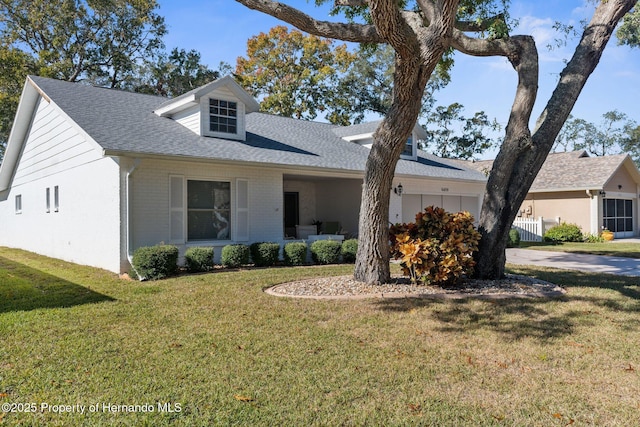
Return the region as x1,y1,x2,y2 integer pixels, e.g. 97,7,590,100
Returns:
389,206,481,285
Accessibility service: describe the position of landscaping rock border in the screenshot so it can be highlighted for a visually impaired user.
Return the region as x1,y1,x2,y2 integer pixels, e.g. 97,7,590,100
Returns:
265,274,566,300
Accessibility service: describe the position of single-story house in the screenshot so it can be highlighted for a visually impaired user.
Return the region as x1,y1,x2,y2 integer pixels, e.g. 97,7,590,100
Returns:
0,76,487,274
467,150,640,239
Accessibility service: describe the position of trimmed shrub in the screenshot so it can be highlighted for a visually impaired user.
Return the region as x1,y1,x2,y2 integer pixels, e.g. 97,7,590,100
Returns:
250,242,280,267
584,233,605,243
389,206,481,285
221,244,250,268
507,228,521,248
283,242,307,266
543,223,583,243
310,239,342,264
132,244,179,280
184,247,215,272
341,239,358,263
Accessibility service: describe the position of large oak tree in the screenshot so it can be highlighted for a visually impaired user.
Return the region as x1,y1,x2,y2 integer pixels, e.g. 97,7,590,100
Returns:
236,0,636,283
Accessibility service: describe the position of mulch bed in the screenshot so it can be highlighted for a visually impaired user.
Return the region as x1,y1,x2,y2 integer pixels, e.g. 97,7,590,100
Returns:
265,274,566,300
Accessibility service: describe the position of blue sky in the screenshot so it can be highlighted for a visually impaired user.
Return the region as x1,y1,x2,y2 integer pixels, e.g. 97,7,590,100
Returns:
160,1,639,158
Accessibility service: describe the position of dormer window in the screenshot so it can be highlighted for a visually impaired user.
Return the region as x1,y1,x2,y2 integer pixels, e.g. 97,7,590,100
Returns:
402,136,414,157
401,135,417,160
209,99,237,134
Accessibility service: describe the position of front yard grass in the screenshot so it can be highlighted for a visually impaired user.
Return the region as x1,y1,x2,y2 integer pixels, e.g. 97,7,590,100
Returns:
520,241,640,258
0,247,639,426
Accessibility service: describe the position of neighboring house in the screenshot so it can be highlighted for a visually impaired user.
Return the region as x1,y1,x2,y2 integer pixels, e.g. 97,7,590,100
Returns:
0,76,487,274
467,151,640,238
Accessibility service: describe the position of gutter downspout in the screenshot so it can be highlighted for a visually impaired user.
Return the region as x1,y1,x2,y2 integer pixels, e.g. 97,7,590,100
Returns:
126,158,143,280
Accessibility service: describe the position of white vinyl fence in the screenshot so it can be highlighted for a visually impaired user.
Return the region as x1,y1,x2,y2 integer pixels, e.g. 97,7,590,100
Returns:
512,216,562,242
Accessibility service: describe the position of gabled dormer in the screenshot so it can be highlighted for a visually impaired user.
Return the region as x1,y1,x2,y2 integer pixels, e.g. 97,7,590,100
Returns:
154,76,260,141
334,120,427,161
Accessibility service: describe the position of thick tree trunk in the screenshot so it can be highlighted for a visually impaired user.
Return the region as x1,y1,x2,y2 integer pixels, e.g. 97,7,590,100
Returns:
474,0,636,279
354,59,430,284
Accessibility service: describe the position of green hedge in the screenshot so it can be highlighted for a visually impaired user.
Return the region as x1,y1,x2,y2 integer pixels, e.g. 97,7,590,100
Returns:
283,242,307,266
310,240,342,264
250,242,280,267
221,244,250,268
341,239,358,263
544,223,583,243
132,244,179,280
184,247,215,272
507,228,521,248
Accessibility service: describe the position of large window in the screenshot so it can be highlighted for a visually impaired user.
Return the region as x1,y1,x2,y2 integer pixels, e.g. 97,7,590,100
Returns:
603,198,633,233
209,99,237,134
187,180,231,240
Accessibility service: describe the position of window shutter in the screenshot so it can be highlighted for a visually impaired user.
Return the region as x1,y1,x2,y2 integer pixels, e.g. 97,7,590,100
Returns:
235,179,249,241
170,175,185,243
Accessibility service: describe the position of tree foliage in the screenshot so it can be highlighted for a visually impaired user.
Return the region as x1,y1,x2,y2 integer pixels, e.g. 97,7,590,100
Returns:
235,25,357,124
133,48,220,97
423,103,500,160
617,6,640,47
0,46,37,154
0,0,167,85
335,44,452,124
554,110,640,162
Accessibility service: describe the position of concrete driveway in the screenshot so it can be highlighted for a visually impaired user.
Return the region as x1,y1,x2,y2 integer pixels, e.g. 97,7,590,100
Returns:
506,248,640,277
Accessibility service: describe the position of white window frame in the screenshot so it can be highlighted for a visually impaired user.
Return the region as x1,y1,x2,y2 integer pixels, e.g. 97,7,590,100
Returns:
400,132,417,160
46,188,50,213
186,178,232,242
208,98,238,135
170,176,250,244
15,194,22,214
54,186,59,212
200,96,246,140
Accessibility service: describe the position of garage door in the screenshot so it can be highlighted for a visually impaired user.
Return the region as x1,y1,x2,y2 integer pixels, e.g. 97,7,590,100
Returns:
603,198,634,238
402,195,480,224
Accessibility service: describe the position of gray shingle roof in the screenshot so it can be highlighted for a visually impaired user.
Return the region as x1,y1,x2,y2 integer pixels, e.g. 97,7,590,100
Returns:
29,76,486,182
458,150,632,191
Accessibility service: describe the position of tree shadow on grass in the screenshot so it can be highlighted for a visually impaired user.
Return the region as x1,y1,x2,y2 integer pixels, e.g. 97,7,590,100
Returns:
374,296,580,341
373,267,640,342
0,256,114,313
508,266,640,313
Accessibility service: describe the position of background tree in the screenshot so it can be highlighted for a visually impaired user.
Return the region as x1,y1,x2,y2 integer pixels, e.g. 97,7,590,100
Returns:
423,103,500,159
554,110,640,163
0,0,166,86
237,0,636,284
0,0,166,159
0,47,36,161
336,44,452,123
235,25,357,124
133,48,220,97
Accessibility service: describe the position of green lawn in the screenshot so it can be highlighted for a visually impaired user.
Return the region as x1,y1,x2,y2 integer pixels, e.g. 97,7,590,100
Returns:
1,247,639,426
519,241,640,258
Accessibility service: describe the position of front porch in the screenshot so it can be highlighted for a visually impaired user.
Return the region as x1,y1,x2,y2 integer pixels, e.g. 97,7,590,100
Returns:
283,174,362,240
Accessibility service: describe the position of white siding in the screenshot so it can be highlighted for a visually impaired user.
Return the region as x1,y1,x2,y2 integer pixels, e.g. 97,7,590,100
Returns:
173,105,200,134
0,98,121,272
130,158,283,262
170,86,247,140
12,98,101,186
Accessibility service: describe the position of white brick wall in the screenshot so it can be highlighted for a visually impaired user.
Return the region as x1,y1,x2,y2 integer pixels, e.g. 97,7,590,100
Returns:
130,158,284,262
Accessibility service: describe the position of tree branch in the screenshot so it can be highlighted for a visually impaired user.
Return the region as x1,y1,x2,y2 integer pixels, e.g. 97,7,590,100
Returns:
235,0,383,43
455,14,505,32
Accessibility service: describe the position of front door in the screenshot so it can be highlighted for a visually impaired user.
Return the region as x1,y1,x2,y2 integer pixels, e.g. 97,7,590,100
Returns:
284,192,299,238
